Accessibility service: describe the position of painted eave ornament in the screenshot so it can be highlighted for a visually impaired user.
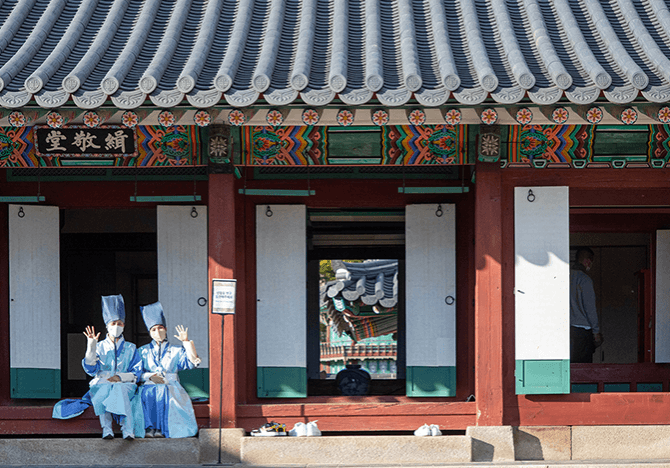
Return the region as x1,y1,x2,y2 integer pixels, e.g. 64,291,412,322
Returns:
122,111,138,128
228,109,246,126
140,301,166,331
408,109,426,126
621,107,638,125
266,109,284,127
480,108,498,126
83,111,101,128
301,108,319,125
552,107,569,125
372,109,389,126
158,110,175,127
515,107,532,125
337,109,354,126
101,294,125,325
658,106,670,124
8,111,26,127
586,106,603,124
444,108,462,126
193,110,211,127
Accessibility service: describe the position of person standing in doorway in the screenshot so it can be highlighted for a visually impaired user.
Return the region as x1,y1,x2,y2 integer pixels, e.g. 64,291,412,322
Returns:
570,247,603,363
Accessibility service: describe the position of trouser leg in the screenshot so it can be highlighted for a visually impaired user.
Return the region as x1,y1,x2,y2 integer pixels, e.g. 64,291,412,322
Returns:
100,412,114,439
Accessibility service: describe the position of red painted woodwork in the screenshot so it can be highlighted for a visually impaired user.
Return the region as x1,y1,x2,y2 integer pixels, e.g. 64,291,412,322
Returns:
473,160,504,426
0,404,209,435
234,173,477,431
236,401,476,432
0,205,8,406
208,174,238,428
501,168,670,427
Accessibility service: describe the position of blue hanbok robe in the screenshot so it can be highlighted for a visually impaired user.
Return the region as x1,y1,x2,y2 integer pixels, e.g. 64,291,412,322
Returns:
82,336,142,431
138,340,199,438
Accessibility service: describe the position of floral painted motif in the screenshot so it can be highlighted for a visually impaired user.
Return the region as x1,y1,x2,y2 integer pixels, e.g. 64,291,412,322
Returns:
480,108,498,125
302,109,319,125
372,109,389,126
266,109,284,126
47,112,64,128
658,107,670,124
8,111,26,127
122,111,139,128
620,107,638,125
515,108,533,125
586,106,603,124
337,109,354,126
158,110,175,127
193,110,211,127
408,109,426,126
83,111,100,128
228,109,246,126
551,107,569,125
444,108,462,126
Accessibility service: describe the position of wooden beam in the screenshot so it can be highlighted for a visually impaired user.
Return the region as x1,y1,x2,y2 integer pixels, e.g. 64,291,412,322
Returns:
208,174,238,428
474,160,504,425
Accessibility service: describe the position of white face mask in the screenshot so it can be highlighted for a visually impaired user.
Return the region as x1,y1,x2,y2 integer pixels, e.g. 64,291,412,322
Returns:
107,324,124,338
150,328,167,342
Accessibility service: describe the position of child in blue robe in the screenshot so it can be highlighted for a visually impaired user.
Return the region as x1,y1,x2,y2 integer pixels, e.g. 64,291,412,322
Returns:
82,294,142,440
138,301,201,438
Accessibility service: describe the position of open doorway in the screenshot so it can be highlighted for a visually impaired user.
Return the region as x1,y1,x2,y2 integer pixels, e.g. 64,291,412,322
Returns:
571,233,650,364
60,209,157,397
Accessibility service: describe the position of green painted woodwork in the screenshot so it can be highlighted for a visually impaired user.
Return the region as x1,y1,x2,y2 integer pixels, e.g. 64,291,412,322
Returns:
253,167,460,180
406,366,456,397
0,196,45,202
398,187,469,194
593,126,648,160
637,383,663,392
328,129,382,160
61,159,115,166
571,383,598,393
239,189,315,196
11,368,61,399
130,195,202,202
604,383,630,392
257,367,307,398
178,368,209,400
515,359,570,395
6,168,208,182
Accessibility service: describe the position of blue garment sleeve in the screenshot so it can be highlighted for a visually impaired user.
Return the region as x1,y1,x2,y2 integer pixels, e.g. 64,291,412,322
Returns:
82,358,100,377
128,348,143,380
177,346,197,371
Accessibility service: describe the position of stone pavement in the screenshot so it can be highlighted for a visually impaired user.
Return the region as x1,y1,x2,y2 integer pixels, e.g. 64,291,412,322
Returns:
4,462,670,468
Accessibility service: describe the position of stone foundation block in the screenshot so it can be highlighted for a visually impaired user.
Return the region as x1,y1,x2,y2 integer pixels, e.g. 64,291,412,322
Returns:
241,435,472,465
514,426,571,461
466,425,515,462
199,428,245,464
572,425,670,460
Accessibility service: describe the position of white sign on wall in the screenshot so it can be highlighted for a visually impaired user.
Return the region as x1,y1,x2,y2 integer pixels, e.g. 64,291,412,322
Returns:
212,279,237,315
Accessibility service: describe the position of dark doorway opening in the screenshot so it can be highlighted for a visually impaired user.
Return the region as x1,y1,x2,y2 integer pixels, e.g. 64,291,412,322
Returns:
60,210,157,397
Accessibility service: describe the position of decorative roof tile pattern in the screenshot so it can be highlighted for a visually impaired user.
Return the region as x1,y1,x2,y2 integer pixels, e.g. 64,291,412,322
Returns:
3,0,670,109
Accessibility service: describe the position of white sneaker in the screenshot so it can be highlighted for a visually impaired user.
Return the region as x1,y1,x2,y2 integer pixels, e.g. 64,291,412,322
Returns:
289,422,307,437
430,424,442,436
305,420,321,436
414,424,431,436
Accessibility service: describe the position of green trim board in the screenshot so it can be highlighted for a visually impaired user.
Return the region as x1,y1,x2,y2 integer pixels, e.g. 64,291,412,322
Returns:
398,187,469,194
515,359,570,395
0,196,45,202
406,366,456,397
11,368,61,399
178,367,209,400
239,189,315,196
130,195,202,202
257,367,307,398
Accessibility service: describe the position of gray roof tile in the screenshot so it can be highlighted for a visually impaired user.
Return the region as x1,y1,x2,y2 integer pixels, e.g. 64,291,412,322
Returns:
5,0,670,109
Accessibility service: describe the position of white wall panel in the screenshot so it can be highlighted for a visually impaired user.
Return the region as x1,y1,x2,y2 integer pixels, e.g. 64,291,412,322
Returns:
9,204,60,369
256,205,306,368
157,205,209,367
514,187,570,361
405,204,456,367
656,230,670,362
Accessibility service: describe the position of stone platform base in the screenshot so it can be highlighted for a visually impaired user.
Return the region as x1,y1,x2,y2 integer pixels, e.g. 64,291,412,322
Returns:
2,425,670,465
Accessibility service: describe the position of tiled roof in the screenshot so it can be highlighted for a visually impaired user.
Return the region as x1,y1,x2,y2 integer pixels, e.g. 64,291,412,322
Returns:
2,0,670,110
322,260,398,308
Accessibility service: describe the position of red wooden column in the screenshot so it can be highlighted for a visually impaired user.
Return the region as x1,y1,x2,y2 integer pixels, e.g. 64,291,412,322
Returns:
208,173,237,428
474,160,504,425
0,204,9,405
